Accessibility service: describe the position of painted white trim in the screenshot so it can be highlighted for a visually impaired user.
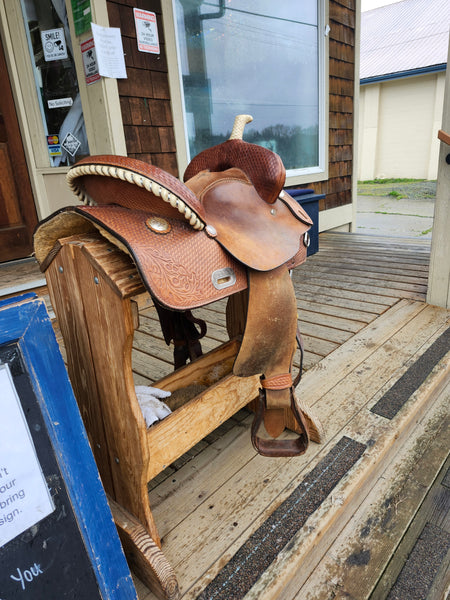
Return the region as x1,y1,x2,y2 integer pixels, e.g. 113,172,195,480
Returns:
164,1,329,184
318,204,353,233
0,0,126,218
427,38,450,308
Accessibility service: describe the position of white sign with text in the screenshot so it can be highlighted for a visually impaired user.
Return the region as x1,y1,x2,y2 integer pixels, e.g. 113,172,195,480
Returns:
134,9,160,54
91,22,127,79
0,365,54,548
41,28,68,61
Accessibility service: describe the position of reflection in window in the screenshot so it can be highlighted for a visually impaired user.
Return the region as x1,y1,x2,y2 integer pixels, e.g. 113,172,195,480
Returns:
174,0,322,173
21,0,89,166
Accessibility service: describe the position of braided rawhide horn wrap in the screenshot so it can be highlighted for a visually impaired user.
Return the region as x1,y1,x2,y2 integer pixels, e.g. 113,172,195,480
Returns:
66,162,205,231
229,114,253,140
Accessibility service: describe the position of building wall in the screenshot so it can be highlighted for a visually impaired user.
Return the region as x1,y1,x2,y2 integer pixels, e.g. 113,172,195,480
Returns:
108,0,357,220
0,0,358,229
107,0,178,175
313,0,356,214
358,71,445,181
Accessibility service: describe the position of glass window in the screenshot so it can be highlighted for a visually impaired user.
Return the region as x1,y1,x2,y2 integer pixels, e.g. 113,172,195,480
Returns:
21,0,89,166
173,0,324,176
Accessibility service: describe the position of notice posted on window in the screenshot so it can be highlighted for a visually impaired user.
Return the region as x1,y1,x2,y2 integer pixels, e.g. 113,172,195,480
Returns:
0,365,54,548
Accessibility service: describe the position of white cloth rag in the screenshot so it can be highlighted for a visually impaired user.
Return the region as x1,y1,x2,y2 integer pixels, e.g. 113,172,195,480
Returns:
135,386,172,427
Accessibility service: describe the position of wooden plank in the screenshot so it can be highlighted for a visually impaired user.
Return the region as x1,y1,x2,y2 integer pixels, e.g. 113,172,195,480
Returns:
298,307,368,334
293,281,398,306
147,302,446,595
146,372,260,481
298,298,378,326
320,231,431,246
370,455,450,599
315,249,430,266
313,242,430,260
297,270,428,295
297,320,354,345
132,347,174,384
291,382,450,600
304,263,429,285
300,334,340,357
133,330,175,364
296,275,424,301
317,237,431,253
316,251,430,266
295,287,391,315
110,498,180,600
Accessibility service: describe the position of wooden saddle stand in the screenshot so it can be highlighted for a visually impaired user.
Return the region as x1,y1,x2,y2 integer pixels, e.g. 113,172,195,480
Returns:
34,115,323,599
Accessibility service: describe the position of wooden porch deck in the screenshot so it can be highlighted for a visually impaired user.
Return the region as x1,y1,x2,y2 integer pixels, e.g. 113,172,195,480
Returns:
131,232,431,386
1,232,448,599
129,232,449,600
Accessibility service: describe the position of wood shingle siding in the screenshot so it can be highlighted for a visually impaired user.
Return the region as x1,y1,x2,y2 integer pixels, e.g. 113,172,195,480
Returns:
107,0,179,176
109,0,356,213
312,0,356,212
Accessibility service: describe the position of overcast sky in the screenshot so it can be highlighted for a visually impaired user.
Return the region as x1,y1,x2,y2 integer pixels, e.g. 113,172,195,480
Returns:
362,0,403,10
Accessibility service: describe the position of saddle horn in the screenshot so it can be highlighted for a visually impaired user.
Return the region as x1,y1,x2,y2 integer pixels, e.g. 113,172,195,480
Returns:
228,114,253,140
184,114,285,205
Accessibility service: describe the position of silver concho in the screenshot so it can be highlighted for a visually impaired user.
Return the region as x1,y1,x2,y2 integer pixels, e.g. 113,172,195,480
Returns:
146,217,171,234
303,231,311,248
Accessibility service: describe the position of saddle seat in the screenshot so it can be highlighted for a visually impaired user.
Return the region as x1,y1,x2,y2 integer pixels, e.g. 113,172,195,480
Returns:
33,115,321,457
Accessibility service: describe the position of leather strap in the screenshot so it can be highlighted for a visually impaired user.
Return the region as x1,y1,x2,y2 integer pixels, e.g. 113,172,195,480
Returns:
154,302,207,368
232,266,310,455
251,388,309,457
293,329,305,388
261,373,293,390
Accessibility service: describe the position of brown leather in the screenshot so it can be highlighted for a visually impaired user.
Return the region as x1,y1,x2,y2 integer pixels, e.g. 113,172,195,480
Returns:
232,266,308,444
74,204,248,310
185,168,312,271
251,389,309,457
261,374,293,390
34,130,314,457
70,155,206,222
233,266,297,379
184,138,286,204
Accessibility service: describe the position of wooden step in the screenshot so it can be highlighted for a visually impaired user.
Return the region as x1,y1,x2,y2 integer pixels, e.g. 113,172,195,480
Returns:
276,377,450,600
133,301,449,599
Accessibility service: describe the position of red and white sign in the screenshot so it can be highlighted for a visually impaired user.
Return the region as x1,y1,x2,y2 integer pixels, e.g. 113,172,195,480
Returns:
134,9,160,54
81,37,100,85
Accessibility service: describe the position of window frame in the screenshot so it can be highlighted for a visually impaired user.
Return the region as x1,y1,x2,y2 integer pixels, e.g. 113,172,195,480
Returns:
164,0,329,185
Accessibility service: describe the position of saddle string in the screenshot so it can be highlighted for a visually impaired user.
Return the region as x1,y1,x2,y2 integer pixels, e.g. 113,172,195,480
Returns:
153,300,207,369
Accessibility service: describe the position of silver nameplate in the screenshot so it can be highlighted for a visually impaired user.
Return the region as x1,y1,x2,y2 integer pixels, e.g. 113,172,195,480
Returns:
212,267,237,290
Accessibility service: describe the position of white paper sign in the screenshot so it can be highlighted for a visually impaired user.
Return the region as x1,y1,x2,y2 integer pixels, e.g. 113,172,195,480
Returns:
41,28,68,61
48,98,73,109
0,365,54,548
134,8,160,54
91,22,127,79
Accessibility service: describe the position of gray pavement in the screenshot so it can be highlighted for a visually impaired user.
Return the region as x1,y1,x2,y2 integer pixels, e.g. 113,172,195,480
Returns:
356,181,436,239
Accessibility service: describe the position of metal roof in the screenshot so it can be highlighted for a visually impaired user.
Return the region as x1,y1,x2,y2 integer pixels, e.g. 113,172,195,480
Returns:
360,0,449,81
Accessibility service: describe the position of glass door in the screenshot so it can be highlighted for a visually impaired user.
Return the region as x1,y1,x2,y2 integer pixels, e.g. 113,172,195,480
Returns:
21,0,89,166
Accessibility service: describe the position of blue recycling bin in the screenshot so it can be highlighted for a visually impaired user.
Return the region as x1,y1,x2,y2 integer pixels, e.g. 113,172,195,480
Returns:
285,188,322,256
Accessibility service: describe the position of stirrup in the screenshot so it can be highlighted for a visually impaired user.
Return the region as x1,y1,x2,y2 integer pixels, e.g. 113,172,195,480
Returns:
251,388,309,457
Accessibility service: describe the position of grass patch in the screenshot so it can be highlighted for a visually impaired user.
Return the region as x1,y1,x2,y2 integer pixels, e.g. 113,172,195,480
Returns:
358,178,428,185
373,211,430,217
420,228,433,236
388,190,406,199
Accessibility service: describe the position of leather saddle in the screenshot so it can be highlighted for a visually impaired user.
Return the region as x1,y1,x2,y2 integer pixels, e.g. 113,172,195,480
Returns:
34,115,322,457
